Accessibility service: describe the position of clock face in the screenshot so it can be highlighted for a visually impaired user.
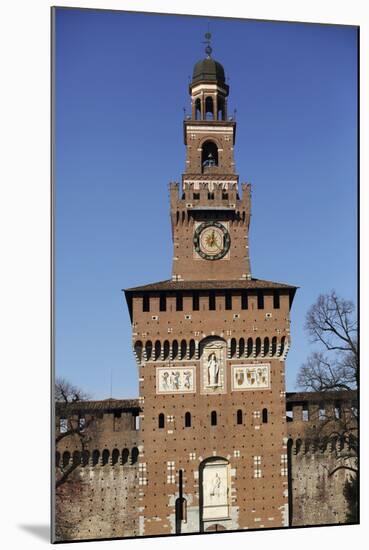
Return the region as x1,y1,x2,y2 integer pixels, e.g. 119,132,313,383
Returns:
193,221,230,260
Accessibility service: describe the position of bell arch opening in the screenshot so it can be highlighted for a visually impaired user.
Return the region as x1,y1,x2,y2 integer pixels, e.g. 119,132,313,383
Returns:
201,140,218,169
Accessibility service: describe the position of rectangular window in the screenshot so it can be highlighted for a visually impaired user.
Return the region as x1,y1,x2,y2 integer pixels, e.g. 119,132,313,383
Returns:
225,291,232,310
159,294,166,311
78,416,86,432
208,192,214,200
257,291,264,309
273,290,280,309
209,291,216,311
193,193,200,200
253,456,262,478
319,407,326,421
192,292,199,311
134,415,140,430
142,295,150,312
222,192,228,200
60,418,68,433
241,291,248,310
286,406,293,422
176,292,183,311
281,454,288,476
167,461,176,484
302,406,309,421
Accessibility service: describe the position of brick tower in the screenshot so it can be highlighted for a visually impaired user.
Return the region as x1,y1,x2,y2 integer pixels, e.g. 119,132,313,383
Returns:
124,35,297,536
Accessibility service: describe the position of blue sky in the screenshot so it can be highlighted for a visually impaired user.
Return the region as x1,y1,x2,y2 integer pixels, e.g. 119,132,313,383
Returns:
55,8,357,399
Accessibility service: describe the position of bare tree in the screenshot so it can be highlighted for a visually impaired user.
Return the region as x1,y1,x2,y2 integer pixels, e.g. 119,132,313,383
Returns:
55,377,90,403
297,291,357,392
296,291,358,522
55,378,93,488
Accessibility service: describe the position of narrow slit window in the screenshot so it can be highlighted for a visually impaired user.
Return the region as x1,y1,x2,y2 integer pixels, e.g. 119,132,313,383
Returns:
241,291,248,310
273,290,280,309
185,412,191,428
176,292,183,311
159,294,166,311
158,413,165,429
225,291,232,310
211,411,217,426
143,295,150,312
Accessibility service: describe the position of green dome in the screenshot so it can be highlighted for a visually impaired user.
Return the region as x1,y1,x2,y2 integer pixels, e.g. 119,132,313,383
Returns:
192,57,226,84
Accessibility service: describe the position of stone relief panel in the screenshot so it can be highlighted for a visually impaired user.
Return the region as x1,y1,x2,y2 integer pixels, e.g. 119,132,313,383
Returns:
231,363,271,391
202,460,230,520
200,339,226,395
156,366,196,394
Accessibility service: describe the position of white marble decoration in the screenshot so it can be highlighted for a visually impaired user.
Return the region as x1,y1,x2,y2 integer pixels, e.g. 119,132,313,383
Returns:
156,366,196,394
202,460,229,520
231,363,271,391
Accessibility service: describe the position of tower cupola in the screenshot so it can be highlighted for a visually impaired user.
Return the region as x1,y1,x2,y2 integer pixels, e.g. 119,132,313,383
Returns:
189,33,229,121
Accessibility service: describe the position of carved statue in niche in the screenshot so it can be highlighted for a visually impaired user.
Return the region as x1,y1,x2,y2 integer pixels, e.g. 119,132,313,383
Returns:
201,338,226,394
210,473,221,498
207,353,219,387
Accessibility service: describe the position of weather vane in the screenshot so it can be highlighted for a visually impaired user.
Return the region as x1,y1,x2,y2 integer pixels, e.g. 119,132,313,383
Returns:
203,29,212,58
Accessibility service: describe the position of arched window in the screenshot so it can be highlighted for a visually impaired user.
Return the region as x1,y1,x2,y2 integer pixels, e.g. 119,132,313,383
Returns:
158,413,165,429
154,340,161,360
189,339,195,360
195,98,201,120
73,451,81,466
131,447,139,465
122,448,129,465
201,140,218,168
82,450,90,467
102,449,110,466
280,336,286,356
92,449,99,466
145,340,152,361
262,408,268,423
271,336,277,356
239,338,245,357
211,411,217,426
217,97,225,120
112,448,120,465
255,337,261,356
205,96,214,120
134,341,143,363
180,339,187,359
185,412,191,428
172,340,178,360
62,451,70,467
237,409,243,425
264,337,270,356
163,340,170,360
230,338,237,358
247,337,253,357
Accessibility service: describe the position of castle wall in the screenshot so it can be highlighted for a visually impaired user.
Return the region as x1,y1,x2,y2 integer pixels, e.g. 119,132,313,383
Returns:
55,463,139,541
289,444,351,526
54,403,142,541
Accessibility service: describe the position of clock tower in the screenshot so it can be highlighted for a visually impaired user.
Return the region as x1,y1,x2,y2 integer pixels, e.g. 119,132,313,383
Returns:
171,42,251,282
125,35,297,537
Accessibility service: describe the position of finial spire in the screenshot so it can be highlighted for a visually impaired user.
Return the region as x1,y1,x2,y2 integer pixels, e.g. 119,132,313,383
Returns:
203,30,212,58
